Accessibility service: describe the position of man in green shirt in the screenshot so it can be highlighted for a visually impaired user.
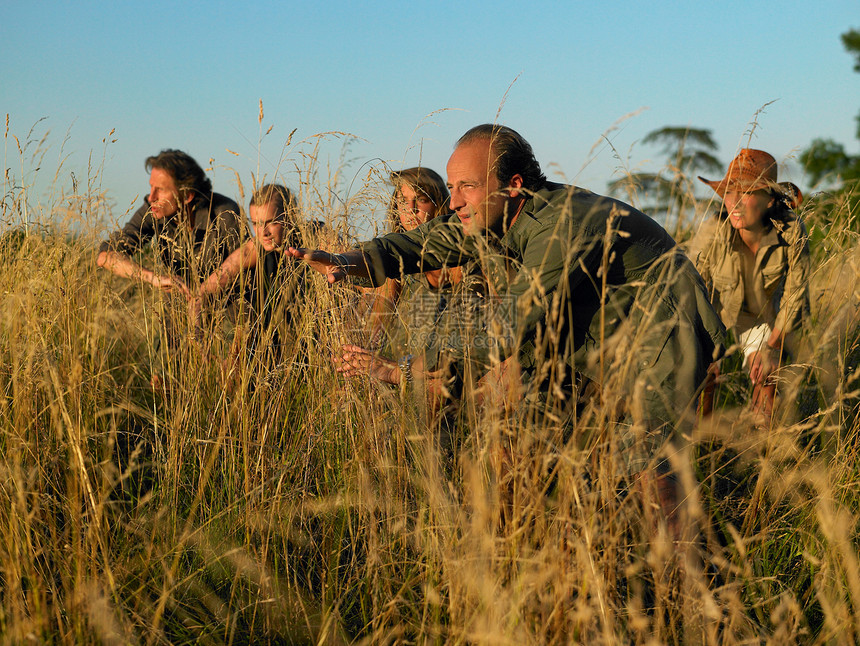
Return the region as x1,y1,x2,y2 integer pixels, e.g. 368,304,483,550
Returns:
289,125,725,464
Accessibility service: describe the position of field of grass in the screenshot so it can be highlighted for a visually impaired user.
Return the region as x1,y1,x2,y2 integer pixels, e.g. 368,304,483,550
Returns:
2,121,860,645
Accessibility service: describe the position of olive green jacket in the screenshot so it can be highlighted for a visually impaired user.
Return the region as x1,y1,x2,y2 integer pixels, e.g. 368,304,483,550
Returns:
361,182,726,428
687,214,810,335
383,269,487,369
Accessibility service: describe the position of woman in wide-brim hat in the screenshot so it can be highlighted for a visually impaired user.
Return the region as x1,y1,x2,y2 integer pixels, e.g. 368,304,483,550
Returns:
688,148,810,421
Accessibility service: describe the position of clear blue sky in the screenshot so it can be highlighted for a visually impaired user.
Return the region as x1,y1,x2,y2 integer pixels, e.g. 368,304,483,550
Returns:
3,0,858,236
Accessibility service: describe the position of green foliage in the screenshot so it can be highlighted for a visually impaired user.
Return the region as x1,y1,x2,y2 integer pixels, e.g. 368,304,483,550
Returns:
608,125,721,235
640,126,722,174
843,28,860,74
803,138,860,187
842,25,860,145
801,28,860,190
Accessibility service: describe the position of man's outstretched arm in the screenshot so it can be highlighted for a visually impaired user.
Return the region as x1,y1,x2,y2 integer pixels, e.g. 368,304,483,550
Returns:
96,249,190,298
96,202,191,297
286,247,376,284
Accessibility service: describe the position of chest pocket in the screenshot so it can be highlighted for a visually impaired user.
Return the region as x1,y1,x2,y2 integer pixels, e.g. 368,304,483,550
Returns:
761,267,786,293
708,253,737,292
711,275,736,295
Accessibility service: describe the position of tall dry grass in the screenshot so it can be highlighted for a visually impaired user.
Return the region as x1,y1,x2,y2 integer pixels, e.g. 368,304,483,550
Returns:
1,117,859,645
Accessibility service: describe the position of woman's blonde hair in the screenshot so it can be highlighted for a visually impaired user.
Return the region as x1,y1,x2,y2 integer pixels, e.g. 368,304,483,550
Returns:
250,184,297,223
387,167,449,232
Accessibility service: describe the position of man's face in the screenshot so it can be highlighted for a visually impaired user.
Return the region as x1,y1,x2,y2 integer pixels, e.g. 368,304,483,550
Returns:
249,202,286,252
148,167,189,220
446,139,516,236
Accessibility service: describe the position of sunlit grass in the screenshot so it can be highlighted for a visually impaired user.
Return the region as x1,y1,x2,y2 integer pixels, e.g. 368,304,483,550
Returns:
1,116,859,644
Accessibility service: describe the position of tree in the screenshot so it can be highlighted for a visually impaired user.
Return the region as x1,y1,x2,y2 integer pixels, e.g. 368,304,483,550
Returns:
609,126,722,236
803,138,860,187
801,28,860,188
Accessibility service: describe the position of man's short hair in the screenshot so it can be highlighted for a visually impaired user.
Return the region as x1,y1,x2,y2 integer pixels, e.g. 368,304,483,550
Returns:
250,184,297,223
145,149,212,200
456,124,546,192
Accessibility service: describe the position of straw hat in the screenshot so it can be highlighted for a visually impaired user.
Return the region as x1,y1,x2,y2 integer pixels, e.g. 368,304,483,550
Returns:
699,148,803,207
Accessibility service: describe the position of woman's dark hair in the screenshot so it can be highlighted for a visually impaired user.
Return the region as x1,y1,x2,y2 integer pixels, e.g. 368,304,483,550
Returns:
386,167,449,232
456,124,546,192
718,183,802,225
145,149,212,201
765,185,801,224
250,184,297,223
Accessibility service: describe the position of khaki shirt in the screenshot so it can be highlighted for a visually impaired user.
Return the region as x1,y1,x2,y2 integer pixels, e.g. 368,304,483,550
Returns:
688,215,810,336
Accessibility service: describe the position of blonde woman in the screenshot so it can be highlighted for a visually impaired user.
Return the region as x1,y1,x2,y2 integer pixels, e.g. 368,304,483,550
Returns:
192,184,322,375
